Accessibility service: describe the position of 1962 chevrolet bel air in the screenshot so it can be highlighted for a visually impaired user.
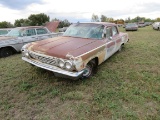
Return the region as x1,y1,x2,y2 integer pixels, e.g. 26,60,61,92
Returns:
22,22,129,80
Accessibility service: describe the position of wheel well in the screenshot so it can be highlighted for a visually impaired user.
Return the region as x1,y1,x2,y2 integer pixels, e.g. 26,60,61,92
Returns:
90,57,98,66
0,46,16,53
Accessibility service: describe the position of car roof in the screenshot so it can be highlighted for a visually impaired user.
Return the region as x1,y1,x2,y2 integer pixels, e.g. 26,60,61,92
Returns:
74,22,116,27
16,26,45,30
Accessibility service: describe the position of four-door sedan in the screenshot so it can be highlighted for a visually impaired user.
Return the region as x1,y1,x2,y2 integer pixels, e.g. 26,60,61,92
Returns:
125,23,138,31
22,22,129,80
0,26,62,57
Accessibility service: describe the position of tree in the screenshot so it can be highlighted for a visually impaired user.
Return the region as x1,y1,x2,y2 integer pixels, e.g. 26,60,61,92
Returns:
0,21,14,28
28,13,50,26
100,15,107,22
58,19,71,28
91,14,99,22
52,18,60,21
106,17,114,22
156,17,160,22
14,19,30,27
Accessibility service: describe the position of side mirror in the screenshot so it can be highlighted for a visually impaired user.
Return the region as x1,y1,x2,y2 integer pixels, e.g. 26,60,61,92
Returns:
21,33,27,37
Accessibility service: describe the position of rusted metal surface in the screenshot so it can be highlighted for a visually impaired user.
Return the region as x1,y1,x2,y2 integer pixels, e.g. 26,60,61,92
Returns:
45,21,60,32
22,22,129,79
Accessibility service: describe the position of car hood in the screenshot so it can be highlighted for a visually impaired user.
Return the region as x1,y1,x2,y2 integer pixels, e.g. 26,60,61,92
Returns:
0,36,17,41
28,36,104,59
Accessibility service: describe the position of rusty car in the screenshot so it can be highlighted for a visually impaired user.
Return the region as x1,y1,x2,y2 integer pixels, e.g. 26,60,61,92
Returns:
0,26,63,57
22,22,129,80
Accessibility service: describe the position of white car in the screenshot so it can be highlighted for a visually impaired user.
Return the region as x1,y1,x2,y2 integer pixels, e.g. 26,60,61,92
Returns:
152,22,160,30
0,26,63,57
0,28,12,36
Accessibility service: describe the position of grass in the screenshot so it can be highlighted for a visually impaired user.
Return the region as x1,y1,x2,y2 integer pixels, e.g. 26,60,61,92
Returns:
0,26,160,120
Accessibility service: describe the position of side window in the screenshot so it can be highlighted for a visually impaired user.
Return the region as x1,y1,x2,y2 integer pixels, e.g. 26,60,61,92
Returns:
106,27,112,39
25,29,36,36
112,26,118,36
36,28,48,35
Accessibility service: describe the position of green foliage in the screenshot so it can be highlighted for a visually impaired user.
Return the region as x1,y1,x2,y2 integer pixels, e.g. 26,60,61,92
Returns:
91,13,99,22
156,17,160,22
100,15,114,22
125,16,154,23
28,13,50,26
100,15,107,22
58,19,71,28
14,19,30,27
0,21,14,28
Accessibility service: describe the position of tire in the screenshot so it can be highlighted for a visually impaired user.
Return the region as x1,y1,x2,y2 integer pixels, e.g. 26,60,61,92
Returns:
82,60,97,79
0,47,14,57
118,44,123,52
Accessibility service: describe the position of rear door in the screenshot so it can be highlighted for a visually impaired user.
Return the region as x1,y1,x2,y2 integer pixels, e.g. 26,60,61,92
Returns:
22,28,38,45
104,27,116,60
36,28,52,40
111,26,121,52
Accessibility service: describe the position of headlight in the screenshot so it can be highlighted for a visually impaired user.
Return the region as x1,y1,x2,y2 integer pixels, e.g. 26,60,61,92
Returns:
65,61,72,70
21,43,30,51
24,52,29,57
22,50,30,58
58,59,65,68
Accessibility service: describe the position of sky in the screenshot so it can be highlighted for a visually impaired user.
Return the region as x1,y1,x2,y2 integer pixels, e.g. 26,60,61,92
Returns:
0,0,160,24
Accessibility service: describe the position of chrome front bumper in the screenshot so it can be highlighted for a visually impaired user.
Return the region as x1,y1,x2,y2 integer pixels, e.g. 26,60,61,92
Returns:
22,57,84,80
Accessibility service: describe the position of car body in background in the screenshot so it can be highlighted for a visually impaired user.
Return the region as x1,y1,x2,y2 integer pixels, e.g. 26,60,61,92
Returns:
138,22,146,27
58,27,68,32
0,26,63,57
117,24,123,27
152,22,160,30
0,28,12,36
144,22,152,26
125,23,138,31
22,22,129,80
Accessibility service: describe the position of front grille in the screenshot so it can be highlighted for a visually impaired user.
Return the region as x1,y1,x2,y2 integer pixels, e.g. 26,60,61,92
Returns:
29,51,57,66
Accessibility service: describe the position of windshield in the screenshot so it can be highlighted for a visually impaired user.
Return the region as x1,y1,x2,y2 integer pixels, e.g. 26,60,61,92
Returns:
7,28,23,37
0,30,8,35
126,23,137,27
63,23,104,39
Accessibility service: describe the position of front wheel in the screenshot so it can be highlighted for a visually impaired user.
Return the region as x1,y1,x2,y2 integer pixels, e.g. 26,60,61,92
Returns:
82,60,97,79
0,47,14,57
118,44,123,52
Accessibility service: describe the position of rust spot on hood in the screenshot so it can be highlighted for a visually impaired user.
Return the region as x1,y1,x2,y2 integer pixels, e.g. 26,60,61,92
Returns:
28,36,106,59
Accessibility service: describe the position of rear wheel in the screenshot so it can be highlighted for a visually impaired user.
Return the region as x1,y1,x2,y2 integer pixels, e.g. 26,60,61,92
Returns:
0,47,14,57
82,60,97,79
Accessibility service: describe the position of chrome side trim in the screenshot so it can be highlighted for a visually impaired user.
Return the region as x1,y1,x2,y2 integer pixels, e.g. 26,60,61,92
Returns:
22,57,84,78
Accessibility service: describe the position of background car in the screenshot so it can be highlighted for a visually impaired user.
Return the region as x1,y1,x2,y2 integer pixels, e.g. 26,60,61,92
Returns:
138,22,146,27
125,23,138,31
152,22,160,30
0,28,12,36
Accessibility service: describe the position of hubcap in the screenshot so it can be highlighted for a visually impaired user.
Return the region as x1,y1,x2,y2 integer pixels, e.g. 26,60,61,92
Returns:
83,65,91,77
